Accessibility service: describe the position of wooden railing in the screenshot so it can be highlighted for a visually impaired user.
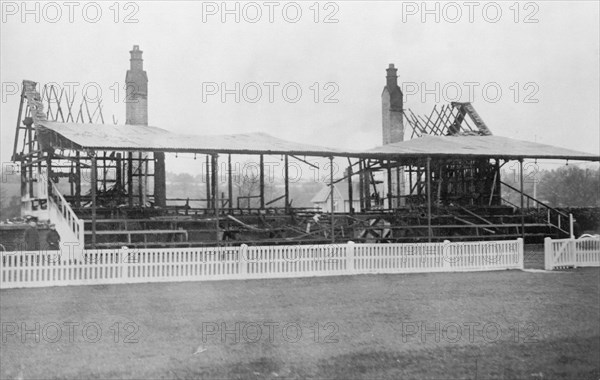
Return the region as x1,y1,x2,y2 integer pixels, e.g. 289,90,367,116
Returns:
0,239,523,289
48,182,85,250
500,181,572,236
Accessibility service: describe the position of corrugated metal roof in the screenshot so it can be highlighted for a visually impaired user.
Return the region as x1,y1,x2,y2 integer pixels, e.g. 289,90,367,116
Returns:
37,121,341,156
37,121,598,161
365,135,599,160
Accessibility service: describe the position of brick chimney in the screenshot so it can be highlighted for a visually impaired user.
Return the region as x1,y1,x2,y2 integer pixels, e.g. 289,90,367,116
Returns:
382,63,404,144
125,45,148,125
381,64,405,207
124,46,166,207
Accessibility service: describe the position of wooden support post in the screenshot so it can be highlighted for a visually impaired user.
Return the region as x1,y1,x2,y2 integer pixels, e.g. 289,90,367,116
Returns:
28,126,33,198
358,159,365,212
46,152,52,199
284,154,289,213
569,213,574,239
364,160,371,210
205,155,211,209
387,160,393,209
127,152,133,207
213,154,220,243
520,159,525,242
426,157,432,243
228,154,233,212
329,156,335,243
494,159,501,205
137,153,143,206
20,159,26,199
70,161,74,197
396,163,402,207
212,154,218,215
408,165,413,197
115,153,122,193
91,155,97,249
347,162,354,214
260,154,265,209
102,151,107,192
358,160,364,212
153,152,166,207
75,151,81,207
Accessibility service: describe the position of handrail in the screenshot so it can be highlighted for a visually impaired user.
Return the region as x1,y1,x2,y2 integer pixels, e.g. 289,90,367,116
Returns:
500,181,568,218
500,180,571,236
49,182,85,247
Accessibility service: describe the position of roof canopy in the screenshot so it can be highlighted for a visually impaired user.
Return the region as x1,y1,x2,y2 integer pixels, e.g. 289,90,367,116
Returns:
37,121,341,156
35,120,598,161
365,135,599,161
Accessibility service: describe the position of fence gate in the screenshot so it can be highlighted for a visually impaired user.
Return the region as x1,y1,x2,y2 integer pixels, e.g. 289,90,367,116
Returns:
545,237,600,270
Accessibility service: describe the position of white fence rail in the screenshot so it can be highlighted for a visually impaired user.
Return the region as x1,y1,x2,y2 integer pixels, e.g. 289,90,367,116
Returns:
545,236,600,270
0,239,523,289
48,182,85,248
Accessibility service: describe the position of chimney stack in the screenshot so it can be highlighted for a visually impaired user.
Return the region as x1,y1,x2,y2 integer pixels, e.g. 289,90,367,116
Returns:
125,45,148,125
381,63,405,207
386,63,398,96
124,46,165,207
382,63,404,144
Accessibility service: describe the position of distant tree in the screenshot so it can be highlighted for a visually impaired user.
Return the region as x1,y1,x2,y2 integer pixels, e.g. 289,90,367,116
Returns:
501,166,599,207
232,161,275,208
537,167,599,207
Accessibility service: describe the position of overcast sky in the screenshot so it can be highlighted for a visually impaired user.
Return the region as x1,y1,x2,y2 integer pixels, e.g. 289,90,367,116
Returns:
1,1,598,174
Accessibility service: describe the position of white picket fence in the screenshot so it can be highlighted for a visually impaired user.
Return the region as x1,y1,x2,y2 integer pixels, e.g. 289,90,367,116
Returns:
544,236,600,270
0,239,524,289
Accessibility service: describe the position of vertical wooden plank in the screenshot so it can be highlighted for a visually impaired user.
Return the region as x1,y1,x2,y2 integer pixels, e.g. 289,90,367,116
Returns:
205,155,211,209
213,154,220,244
387,160,392,209
138,153,143,205
228,154,233,212
91,155,97,249
284,154,289,213
427,157,432,243
75,151,82,207
259,154,265,209
347,161,354,214
520,159,525,242
329,156,335,243
127,152,133,207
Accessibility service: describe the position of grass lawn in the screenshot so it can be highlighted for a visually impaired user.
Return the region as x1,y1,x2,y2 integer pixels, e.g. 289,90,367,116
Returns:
0,245,598,379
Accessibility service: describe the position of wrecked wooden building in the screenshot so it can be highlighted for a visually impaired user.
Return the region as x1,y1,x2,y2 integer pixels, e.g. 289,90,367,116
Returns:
10,47,599,250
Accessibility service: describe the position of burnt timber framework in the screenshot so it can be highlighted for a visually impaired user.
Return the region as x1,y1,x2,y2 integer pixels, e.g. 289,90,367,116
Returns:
11,79,599,250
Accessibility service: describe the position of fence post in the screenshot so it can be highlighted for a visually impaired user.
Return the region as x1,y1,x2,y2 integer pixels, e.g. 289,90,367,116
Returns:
120,248,128,282
569,213,574,239
239,244,248,277
347,241,355,274
442,240,451,271
516,238,524,269
544,237,552,270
